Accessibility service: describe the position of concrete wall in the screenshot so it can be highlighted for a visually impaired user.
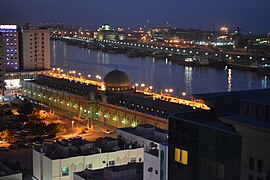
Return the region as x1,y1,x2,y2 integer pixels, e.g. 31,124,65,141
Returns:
0,173,23,180
33,149,42,180
43,156,53,180
144,152,160,180
236,126,270,180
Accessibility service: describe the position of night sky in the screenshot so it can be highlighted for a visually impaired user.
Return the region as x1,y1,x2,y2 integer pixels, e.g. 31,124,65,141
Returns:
0,0,269,33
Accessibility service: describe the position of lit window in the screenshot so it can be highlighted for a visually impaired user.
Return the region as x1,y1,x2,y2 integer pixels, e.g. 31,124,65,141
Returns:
174,148,188,165
61,167,69,176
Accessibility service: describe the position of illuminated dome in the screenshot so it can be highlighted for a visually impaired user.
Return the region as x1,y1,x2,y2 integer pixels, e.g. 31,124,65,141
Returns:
103,69,132,91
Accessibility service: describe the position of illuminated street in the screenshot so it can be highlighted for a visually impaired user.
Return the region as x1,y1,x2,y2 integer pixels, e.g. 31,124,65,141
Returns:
45,107,117,141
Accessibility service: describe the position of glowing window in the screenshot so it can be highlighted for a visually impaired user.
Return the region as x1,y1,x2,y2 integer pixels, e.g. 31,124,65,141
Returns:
174,148,188,165
61,167,69,176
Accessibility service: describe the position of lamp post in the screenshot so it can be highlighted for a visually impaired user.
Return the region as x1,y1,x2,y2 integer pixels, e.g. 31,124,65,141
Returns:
72,121,74,129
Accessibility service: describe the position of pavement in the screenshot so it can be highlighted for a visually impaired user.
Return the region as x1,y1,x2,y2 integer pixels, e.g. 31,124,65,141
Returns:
45,107,117,142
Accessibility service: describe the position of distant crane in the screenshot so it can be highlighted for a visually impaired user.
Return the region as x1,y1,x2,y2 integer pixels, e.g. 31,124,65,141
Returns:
234,27,256,49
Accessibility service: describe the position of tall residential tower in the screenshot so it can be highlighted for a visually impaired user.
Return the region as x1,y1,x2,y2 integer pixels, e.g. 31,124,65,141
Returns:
20,25,50,70
0,25,19,71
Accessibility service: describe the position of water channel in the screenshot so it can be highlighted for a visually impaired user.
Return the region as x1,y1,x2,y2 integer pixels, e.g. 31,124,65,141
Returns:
51,40,269,97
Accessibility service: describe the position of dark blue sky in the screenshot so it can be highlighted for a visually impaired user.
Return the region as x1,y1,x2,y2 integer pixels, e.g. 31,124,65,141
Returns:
0,0,269,33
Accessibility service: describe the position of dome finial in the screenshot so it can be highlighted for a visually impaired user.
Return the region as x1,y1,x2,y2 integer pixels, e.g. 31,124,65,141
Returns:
116,65,118,70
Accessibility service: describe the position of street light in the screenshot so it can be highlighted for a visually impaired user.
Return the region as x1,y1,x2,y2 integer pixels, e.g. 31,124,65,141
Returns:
182,92,186,96
72,121,74,129
169,89,173,93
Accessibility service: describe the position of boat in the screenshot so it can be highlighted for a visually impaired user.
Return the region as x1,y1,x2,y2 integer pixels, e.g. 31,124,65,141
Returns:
208,59,226,68
192,55,209,66
107,46,119,54
152,51,168,59
177,57,194,66
168,53,185,61
226,62,258,71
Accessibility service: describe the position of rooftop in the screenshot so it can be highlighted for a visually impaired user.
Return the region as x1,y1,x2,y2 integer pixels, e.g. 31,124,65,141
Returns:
118,124,168,143
32,75,99,98
29,75,195,118
34,137,141,160
170,110,236,133
0,162,21,178
194,88,270,116
221,115,270,133
107,93,196,118
74,163,143,180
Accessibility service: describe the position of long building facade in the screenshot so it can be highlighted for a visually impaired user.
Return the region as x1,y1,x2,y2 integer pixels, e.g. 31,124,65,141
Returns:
21,80,168,129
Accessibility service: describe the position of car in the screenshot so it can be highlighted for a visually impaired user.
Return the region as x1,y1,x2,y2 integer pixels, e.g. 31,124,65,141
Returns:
102,129,113,134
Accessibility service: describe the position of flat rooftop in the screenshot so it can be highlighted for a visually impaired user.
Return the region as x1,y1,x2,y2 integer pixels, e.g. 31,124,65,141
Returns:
34,137,141,160
74,163,143,180
221,115,270,133
170,110,236,133
194,88,270,116
118,124,168,143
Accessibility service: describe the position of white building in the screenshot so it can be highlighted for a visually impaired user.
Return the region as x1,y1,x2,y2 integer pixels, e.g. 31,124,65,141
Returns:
33,137,143,180
20,25,50,70
0,25,19,71
117,124,168,180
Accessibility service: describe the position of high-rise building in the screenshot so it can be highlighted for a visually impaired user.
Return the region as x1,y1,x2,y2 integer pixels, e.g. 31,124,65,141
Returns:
168,89,270,180
20,25,50,70
0,32,4,101
0,25,19,71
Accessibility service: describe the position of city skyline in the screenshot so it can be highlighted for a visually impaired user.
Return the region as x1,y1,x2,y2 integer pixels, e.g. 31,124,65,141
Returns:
0,0,270,33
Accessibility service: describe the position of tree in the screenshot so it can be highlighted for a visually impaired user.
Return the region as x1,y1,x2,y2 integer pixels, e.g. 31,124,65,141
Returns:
80,126,88,134
47,123,66,136
0,129,13,141
17,102,34,115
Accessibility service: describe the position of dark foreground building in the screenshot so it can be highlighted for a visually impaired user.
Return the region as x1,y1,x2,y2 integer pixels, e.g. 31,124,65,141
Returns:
169,89,270,180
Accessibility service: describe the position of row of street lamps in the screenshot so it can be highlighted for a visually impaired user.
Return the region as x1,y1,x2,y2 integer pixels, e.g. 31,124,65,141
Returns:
51,68,188,98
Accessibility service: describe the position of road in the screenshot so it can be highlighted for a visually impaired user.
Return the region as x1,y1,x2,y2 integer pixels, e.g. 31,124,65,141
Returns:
45,107,117,142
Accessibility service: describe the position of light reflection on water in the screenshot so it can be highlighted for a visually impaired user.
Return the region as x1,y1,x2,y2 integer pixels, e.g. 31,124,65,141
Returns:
51,41,269,96
227,69,232,92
